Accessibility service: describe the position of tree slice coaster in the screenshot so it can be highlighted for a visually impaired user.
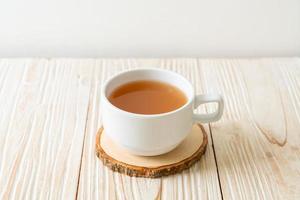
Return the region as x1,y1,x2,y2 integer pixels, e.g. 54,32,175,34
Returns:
95,124,208,178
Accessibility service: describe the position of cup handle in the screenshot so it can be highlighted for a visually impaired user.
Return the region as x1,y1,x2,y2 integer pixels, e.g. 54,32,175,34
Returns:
193,94,224,123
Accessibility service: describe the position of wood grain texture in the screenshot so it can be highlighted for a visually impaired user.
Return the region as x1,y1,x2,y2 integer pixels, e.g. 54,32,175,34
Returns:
0,59,92,199
1,58,299,200
76,59,222,200
201,58,300,200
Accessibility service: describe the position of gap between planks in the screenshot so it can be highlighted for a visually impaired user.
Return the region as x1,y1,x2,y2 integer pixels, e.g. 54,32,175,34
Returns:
75,81,93,200
209,123,224,200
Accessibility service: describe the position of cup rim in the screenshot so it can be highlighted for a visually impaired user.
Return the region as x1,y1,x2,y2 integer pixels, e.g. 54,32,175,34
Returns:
101,68,194,118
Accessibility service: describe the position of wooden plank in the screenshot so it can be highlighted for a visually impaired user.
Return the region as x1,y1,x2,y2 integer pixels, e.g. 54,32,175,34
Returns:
0,59,92,199
201,58,300,199
77,59,222,200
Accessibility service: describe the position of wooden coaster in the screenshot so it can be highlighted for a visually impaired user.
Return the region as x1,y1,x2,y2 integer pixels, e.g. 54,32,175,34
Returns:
95,124,208,178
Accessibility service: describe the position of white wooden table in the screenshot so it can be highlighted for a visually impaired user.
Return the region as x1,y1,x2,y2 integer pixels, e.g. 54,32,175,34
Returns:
0,58,299,200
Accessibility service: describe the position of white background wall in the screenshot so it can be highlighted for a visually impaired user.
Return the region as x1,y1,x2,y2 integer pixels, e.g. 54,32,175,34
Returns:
0,0,299,57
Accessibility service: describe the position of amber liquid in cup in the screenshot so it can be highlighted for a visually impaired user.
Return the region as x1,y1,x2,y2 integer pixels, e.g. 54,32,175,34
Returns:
108,80,187,114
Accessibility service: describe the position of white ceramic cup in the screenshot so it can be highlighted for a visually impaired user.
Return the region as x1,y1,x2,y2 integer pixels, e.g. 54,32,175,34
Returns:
101,68,223,156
